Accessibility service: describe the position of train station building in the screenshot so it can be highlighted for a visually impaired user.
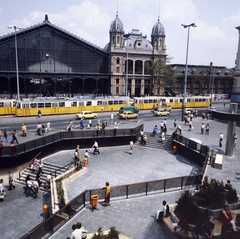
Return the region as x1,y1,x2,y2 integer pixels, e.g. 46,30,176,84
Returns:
0,14,235,98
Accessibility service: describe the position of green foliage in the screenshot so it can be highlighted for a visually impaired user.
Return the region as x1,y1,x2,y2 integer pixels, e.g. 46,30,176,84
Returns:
194,176,226,209
145,56,177,95
92,226,120,239
175,190,205,224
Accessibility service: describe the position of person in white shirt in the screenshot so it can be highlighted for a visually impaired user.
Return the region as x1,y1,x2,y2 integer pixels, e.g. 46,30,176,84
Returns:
0,179,5,193
26,179,34,197
129,140,134,154
219,133,224,147
113,121,118,137
92,141,100,154
32,180,39,199
84,150,90,158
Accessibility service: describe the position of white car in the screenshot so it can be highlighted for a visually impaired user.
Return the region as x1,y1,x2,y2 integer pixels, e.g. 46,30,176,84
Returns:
184,108,193,115
208,107,218,112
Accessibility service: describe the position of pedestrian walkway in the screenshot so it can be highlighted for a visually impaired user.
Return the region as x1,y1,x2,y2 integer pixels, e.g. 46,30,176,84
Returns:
0,113,239,239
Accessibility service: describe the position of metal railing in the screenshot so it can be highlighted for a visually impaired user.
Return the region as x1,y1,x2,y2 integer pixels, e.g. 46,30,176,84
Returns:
20,173,202,239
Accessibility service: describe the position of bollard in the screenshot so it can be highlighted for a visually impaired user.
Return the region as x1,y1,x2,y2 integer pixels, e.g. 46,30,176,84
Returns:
43,204,49,216
173,146,177,154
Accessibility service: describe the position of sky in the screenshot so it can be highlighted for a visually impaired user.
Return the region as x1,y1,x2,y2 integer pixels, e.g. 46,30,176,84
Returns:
1,0,240,68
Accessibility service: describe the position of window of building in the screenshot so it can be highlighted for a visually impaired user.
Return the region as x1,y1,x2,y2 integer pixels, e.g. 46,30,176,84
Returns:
116,57,120,64
116,87,119,94
116,67,120,73
116,78,119,84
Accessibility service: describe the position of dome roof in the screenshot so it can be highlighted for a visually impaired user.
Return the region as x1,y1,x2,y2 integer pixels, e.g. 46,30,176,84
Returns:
151,19,165,37
110,13,124,33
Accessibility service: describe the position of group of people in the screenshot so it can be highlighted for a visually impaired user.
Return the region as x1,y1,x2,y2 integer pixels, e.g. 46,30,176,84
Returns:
1,129,19,144
67,221,88,239
30,158,44,175
200,123,210,135
37,122,51,135
152,119,167,140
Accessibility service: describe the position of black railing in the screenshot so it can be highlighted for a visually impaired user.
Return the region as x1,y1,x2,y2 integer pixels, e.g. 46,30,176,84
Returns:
20,173,202,239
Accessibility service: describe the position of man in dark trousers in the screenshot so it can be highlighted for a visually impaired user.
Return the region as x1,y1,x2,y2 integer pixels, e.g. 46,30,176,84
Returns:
11,130,19,144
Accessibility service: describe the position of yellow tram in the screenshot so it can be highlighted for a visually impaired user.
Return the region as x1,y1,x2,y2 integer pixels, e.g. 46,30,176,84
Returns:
2,95,211,117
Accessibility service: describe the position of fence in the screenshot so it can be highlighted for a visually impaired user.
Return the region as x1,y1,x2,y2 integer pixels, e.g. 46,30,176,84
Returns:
20,173,202,239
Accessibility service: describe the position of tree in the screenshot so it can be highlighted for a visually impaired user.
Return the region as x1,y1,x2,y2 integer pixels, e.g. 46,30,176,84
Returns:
145,56,177,95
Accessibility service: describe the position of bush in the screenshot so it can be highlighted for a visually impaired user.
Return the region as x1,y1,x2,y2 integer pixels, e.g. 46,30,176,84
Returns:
175,190,207,224
194,176,238,209
92,226,120,239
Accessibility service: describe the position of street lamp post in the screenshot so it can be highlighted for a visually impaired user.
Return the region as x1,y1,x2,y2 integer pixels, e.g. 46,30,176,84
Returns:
8,26,22,100
181,23,196,121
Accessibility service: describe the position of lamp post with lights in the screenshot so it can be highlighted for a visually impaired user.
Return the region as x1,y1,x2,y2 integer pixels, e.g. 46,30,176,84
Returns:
181,23,197,120
8,26,22,100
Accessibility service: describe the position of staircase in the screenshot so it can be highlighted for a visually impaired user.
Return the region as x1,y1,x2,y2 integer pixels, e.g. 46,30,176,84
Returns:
16,162,75,191
136,133,173,153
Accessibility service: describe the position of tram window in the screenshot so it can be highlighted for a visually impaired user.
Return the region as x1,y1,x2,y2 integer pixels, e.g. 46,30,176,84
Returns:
30,103,37,108
97,101,102,106
12,101,16,107
169,99,173,103
22,103,30,109
0,102,3,107
59,102,65,107
195,99,199,102
108,101,113,105
144,100,149,103
52,103,58,107
38,103,44,108
187,99,190,102
71,102,77,106
179,99,183,103
86,101,92,106
139,100,144,104
203,99,206,102
162,99,166,103
149,100,153,103
114,101,118,104
45,103,51,108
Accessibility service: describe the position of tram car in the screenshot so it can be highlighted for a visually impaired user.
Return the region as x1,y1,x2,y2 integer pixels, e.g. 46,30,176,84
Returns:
15,96,131,117
0,99,17,115
134,96,211,110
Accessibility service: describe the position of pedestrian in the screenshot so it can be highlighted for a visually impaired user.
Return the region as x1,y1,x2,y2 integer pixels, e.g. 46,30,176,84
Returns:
195,109,198,118
26,179,34,197
208,149,215,165
22,123,27,136
201,123,205,134
190,113,193,121
3,129,9,143
79,119,84,129
163,124,167,134
8,171,15,190
75,145,80,160
188,121,193,131
101,106,104,113
184,115,188,125
89,119,92,127
160,121,164,133
38,109,42,118
177,125,182,135
153,125,158,137
173,119,177,129
102,182,111,206
84,150,90,159
0,179,5,195
206,113,210,120
92,141,100,154
140,130,144,143
202,112,205,120
113,121,118,137
233,133,237,147
38,160,43,175
37,123,42,135
129,140,134,154
205,124,210,135
96,124,100,137
219,132,223,147
105,117,108,127
67,120,73,131
10,130,19,144
225,180,232,190
46,122,51,132
143,135,147,145
32,179,39,199
101,121,105,134
156,200,170,220
161,132,165,143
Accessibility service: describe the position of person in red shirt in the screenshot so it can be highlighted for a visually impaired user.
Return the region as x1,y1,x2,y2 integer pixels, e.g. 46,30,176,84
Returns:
220,205,238,232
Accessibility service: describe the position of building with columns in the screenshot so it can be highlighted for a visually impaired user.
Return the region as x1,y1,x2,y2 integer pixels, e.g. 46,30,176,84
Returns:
0,14,235,98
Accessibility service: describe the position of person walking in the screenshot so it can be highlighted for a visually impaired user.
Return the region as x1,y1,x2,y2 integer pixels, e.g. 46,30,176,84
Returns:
233,133,237,147
96,124,100,137
8,171,15,190
188,121,193,131
37,123,42,135
89,119,92,127
22,123,27,136
101,121,105,134
38,109,42,118
3,129,9,143
79,119,84,129
92,141,100,154
102,182,111,206
113,121,118,137
32,179,39,199
205,124,210,135
156,200,170,220
201,123,205,134
38,160,44,175
105,117,108,127
129,140,134,154
173,119,177,129
75,145,80,160
46,122,51,132
10,130,19,144
219,132,224,147
153,125,158,137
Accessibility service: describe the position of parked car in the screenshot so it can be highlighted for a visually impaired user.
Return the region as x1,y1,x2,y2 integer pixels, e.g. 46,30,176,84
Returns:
119,111,138,119
154,109,170,116
184,108,193,115
76,111,97,119
208,107,218,112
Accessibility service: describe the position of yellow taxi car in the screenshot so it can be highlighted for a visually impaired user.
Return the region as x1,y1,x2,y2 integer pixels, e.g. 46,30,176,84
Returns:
154,109,170,116
119,111,138,119
76,111,97,119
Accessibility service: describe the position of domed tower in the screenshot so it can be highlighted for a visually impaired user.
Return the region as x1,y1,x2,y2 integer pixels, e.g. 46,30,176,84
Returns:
109,12,124,50
151,17,166,53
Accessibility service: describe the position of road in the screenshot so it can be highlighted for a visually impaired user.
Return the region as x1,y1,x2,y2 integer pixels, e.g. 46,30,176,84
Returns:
0,101,229,132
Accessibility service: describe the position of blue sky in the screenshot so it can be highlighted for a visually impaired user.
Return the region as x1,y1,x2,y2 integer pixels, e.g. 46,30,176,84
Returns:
1,0,240,68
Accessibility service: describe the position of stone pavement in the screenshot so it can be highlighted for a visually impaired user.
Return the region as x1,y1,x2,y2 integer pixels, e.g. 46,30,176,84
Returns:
0,111,239,239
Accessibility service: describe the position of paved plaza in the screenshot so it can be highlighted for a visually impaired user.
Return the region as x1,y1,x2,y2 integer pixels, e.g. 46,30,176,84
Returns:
0,110,240,239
